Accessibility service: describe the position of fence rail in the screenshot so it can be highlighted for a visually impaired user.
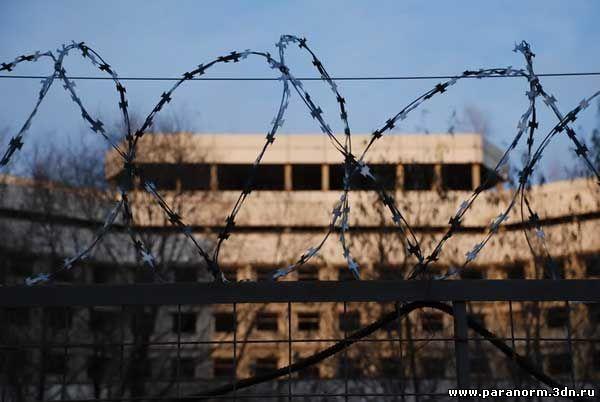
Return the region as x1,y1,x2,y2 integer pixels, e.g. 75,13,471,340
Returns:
1,280,599,306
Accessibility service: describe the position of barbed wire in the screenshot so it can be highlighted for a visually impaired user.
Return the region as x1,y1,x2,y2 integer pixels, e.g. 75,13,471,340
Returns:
0,36,598,287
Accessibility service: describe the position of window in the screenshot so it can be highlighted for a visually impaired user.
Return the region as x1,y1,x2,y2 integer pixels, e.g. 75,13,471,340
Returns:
256,312,278,331
174,267,197,282
88,355,110,381
546,306,568,328
337,357,361,378
442,164,473,191
138,163,178,190
172,312,196,334
220,267,237,281
292,165,322,190
298,265,319,281
214,312,235,333
298,312,320,331
505,263,525,279
5,307,30,327
329,164,396,190
92,265,117,283
403,164,434,190
255,267,274,281
134,311,155,334
376,264,404,280
178,164,210,190
379,357,401,378
584,254,600,277
468,313,485,327
587,304,600,324
253,357,278,376
46,351,67,375
338,267,357,281
213,357,234,378
460,269,484,280
171,357,195,379
339,311,361,332
45,307,72,330
297,364,320,379
218,164,284,191
421,312,444,332
547,353,571,376
421,357,446,378
544,258,565,279
90,310,118,332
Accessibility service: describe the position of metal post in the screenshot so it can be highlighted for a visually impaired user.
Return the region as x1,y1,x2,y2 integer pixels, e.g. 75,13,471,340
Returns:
453,301,470,399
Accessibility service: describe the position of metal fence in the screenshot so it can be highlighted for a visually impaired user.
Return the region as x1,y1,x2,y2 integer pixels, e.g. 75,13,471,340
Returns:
1,280,599,401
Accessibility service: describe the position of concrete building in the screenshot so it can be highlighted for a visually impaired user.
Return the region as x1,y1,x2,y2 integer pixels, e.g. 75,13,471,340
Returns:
2,131,600,398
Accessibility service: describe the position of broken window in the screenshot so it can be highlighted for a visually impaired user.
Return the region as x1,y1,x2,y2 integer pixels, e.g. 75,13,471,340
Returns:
403,164,434,190
442,164,473,191
292,164,322,190
298,312,320,331
138,163,178,191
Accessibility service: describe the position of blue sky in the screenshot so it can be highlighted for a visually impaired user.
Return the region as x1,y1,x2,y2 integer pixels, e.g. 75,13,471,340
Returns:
1,1,600,180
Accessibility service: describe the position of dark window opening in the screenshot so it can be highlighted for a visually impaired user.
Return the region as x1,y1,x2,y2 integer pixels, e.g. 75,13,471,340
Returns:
376,264,404,280
586,304,600,324
468,313,486,327
88,355,111,381
172,357,196,379
379,358,401,378
256,312,278,332
298,265,319,281
5,307,30,327
214,312,235,333
544,258,565,279
218,164,284,191
505,263,525,279
547,353,571,375
45,307,72,330
253,357,278,376
172,312,196,334
134,312,155,334
337,357,361,378
584,254,600,277
442,164,473,191
480,165,502,190
298,312,320,331
329,164,396,190
421,312,444,332
338,267,357,281
421,357,446,378
8,254,35,277
297,364,320,379
403,164,434,190
546,306,569,328
460,269,485,280
292,165,322,190
213,358,234,378
221,267,237,281
90,310,118,332
138,163,178,191
93,264,117,283
46,351,67,375
179,164,210,191
255,267,274,281
339,311,361,332
175,267,197,282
